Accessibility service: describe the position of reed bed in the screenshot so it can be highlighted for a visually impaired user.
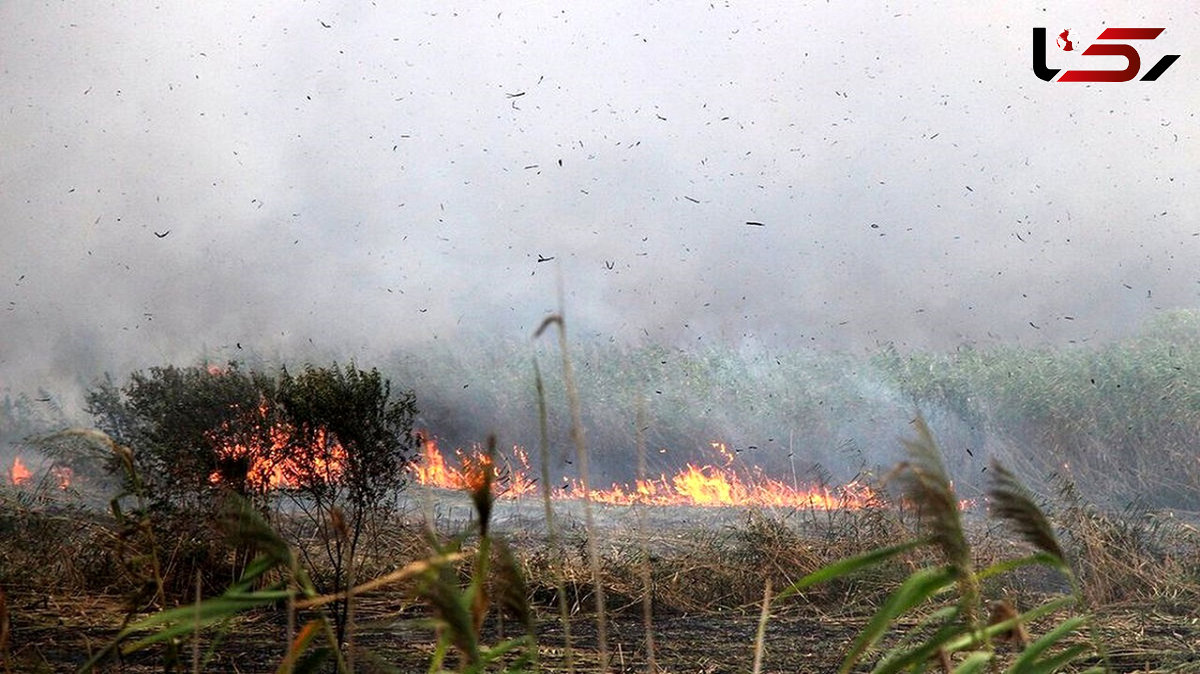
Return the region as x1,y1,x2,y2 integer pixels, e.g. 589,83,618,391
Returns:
3,311,1200,671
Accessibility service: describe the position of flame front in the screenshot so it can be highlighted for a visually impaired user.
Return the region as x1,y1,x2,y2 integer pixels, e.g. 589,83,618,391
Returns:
410,438,881,510
411,439,540,497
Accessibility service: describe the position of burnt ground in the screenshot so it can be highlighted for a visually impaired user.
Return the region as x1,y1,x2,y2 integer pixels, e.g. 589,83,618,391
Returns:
8,590,1200,673
7,494,1200,672
8,592,848,672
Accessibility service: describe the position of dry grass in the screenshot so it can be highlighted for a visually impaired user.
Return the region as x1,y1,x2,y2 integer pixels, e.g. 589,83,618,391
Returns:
3,487,1200,672
7,311,1200,671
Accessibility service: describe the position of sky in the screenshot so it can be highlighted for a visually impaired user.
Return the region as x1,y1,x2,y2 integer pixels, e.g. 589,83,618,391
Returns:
1,1,1198,399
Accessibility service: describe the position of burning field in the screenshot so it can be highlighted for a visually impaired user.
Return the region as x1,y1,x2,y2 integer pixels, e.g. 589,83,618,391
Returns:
409,437,883,511
4,333,1200,673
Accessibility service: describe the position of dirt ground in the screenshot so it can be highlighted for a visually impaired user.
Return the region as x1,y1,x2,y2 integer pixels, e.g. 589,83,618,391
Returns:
7,493,1199,672
8,590,1199,673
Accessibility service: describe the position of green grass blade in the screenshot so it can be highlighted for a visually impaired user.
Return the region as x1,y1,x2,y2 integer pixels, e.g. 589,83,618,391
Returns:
120,590,289,652
952,651,994,674
942,596,1075,654
775,539,926,603
233,554,286,590
1023,644,1091,674
838,565,958,674
871,604,957,672
479,635,534,668
977,552,1069,582
872,618,962,674
1005,615,1089,674
426,625,450,674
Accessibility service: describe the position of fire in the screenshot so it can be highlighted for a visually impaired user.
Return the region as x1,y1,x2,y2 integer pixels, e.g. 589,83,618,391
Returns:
410,438,882,510
411,439,540,497
10,456,32,486
6,456,72,490
52,465,73,489
207,403,347,490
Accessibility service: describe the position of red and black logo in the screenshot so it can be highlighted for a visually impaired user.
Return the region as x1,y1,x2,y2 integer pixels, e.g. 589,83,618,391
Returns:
1033,27,1180,82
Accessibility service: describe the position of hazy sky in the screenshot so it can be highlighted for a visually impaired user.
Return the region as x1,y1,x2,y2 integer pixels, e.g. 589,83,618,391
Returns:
2,1,1198,395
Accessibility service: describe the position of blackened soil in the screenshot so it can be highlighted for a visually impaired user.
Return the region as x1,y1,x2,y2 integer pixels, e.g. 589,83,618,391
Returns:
11,593,1199,673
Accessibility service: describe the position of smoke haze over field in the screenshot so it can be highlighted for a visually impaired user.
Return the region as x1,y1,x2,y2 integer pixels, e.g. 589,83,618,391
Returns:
2,1,1199,399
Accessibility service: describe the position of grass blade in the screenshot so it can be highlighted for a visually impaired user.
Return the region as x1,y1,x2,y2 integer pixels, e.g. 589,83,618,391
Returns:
277,619,327,674
752,580,771,674
1005,615,1089,674
532,356,573,672
121,591,290,652
872,619,962,674
952,651,994,674
941,595,1075,654
838,565,958,674
977,552,1069,582
536,309,608,671
1022,643,1091,674
775,539,925,603
988,461,1066,563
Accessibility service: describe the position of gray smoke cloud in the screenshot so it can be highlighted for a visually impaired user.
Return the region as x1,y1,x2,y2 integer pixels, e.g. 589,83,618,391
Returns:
2,1,1198,405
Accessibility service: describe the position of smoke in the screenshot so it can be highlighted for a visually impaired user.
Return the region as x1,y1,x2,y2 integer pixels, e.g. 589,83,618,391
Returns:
1,1,1197,424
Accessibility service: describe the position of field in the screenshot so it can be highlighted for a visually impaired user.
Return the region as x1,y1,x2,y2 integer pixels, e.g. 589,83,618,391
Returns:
4,311,1200,672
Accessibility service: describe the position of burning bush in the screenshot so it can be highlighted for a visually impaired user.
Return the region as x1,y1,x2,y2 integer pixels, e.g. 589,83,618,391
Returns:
86,364,281,509
83,361,419,613
86,363,416,504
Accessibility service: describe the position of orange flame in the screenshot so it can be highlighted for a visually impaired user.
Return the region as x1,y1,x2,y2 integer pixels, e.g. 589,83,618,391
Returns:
207,403,347,490
410,439,540,498
410,437,882,510
8,456,74,490
10,456,32,486
52,465,73,490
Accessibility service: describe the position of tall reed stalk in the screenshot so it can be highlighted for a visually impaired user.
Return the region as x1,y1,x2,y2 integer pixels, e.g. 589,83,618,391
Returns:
534,358,574,672
634,395,658,672
536,311,609,671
